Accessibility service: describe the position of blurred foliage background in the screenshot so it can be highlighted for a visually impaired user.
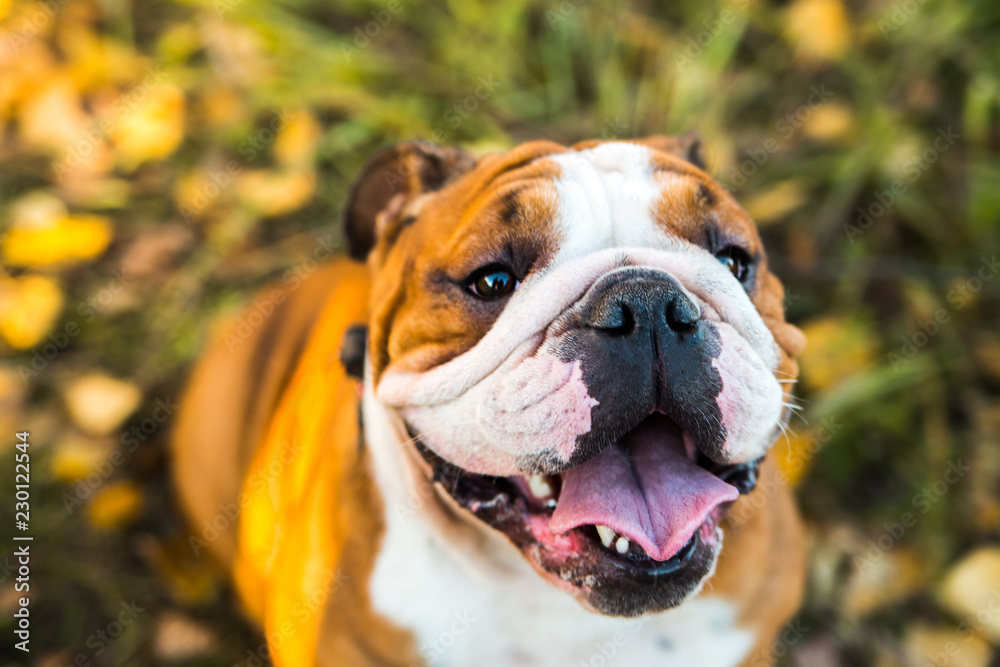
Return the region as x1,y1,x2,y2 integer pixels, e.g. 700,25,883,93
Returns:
0,0,998,664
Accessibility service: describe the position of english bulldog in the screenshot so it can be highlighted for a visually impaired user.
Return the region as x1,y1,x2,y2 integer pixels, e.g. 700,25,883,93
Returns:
172,135,807,667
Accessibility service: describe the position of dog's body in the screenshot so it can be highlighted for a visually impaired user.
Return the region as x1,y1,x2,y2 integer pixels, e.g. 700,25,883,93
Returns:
174,137,806,666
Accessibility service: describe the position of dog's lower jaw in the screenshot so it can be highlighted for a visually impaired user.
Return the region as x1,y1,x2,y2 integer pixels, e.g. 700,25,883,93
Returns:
361,373,766,667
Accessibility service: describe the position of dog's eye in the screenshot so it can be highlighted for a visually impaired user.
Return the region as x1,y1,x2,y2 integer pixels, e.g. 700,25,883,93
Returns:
715,246,752,283
467,265,518,299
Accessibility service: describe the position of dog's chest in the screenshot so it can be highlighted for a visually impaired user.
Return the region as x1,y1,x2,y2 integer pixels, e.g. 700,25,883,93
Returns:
367,506,756,667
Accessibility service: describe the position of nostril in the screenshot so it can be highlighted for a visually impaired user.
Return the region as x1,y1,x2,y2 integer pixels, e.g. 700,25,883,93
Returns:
593,302,636,337
666,298,699,332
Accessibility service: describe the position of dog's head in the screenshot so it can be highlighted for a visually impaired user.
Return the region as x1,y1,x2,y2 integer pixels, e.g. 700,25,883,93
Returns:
345,136,804,616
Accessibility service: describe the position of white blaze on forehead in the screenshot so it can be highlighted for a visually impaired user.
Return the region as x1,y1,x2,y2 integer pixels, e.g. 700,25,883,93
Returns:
548,143,672,261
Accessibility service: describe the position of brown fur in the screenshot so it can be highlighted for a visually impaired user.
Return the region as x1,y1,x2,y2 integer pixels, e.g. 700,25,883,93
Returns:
173,262,347,566
172,137,805,666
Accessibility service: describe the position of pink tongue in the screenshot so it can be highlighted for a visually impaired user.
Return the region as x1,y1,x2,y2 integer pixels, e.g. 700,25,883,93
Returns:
549,415,739,561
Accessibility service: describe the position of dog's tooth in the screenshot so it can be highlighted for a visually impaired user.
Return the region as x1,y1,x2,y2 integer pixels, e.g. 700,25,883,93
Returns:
544,499,557,509
528,475,553,499
596,525,615,548
615,536,630,554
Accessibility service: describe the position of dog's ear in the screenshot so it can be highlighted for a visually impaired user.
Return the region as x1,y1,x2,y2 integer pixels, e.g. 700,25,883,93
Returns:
343,141,476,260
633,132,705,170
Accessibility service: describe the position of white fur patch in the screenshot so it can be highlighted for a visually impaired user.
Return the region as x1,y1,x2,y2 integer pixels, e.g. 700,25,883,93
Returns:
548,143,673,261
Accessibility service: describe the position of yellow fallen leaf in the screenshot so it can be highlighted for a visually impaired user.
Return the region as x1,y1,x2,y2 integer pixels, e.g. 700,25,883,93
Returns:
906,624,991,667
50,436,114,483
110,83,185,169
804,102,854,142
0,0,12,20
0,40,57,113
742,180,808,224
18,77,90,152
60,29,145,92
0,275,64,350
275,111,321,166
237,168,316,217
9,190,67,226
173,168,236,222
59,177,131,209
154,612,217,660
88,481,143,530
64,373,142,436
845,546,923,617
785,0,850,63
798,316,877,391
939,547,1000,644
2,214,113,267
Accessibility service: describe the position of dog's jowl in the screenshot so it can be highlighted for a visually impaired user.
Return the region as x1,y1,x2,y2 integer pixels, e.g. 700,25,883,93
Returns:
173,135,807,667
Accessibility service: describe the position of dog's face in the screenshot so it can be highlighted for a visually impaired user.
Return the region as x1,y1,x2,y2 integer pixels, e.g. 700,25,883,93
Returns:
346,136,804,617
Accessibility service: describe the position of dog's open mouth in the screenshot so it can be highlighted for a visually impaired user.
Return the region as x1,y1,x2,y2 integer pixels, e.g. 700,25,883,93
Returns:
409,412,762,613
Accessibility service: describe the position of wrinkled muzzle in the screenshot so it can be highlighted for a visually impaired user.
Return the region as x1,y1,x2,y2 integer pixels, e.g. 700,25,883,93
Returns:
376,245,784,478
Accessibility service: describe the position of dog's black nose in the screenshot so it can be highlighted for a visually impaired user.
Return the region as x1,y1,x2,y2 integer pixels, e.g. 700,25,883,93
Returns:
547,268,725,469
584,275,700,338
